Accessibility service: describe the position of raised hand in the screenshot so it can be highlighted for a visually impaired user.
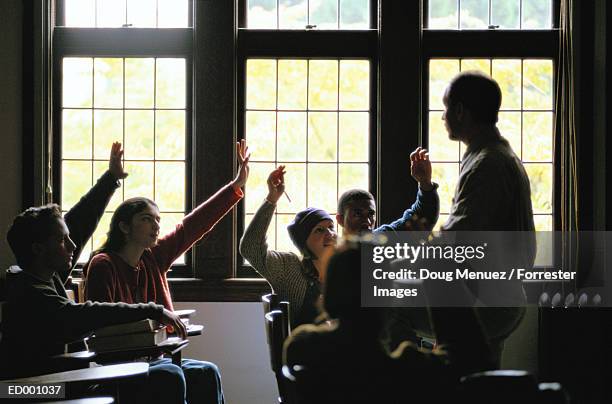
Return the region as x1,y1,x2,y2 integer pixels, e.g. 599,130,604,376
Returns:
231,139,251,190
109,141,128,180
410,147,433,191
266,165,286,204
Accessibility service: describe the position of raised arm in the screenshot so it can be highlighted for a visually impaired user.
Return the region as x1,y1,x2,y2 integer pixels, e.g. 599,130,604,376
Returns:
61,142,127,281
239,166,303,287
375,148,440,232
152,140,249,268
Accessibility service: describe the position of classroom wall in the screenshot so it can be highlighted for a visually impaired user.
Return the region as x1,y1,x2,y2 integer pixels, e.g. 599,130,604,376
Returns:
0,0,23,277
173,302,278,404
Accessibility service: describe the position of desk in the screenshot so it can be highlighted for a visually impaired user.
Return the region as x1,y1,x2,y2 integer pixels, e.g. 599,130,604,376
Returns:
2,362,148,385
93,338,189,366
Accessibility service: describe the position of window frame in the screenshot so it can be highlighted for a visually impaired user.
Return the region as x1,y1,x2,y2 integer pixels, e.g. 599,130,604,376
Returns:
421,0,562,232
53,1,195,278
235,0,380,277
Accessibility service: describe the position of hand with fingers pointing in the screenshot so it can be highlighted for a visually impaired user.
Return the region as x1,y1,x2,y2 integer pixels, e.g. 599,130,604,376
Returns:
232,139,251,191
266,165,286,205
109,141,128,180
410,147,433,191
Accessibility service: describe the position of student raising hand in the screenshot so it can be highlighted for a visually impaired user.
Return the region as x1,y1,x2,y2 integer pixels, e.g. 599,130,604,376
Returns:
109,141,128,180
231,139,251,191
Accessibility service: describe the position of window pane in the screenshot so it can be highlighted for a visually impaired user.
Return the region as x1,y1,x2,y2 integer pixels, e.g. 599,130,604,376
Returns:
62,56,187,265
124,162,155,200
278,112,307,161
277,214,300,255
125,58,154,108
533,214,553,231
62,161,92,210
245,162,276,214
339,164,369,196
309,0,338,29
279,0,307,29
245,58,370,255
94,161,123,211
428,57,554,229
339,60,370,110
522,0,552,29
523,60,553,110
158,0,189,28
309,60,339,110
124,110,154,160
64,0,95,27
429,111,459,162
308,164,338,214
94,58,123,108
461,59,490,74
308,112,338,162
248,0,278,29
155,162,185,211
497,112,522,158
339,112,369,162
127,0,157,27
491,0,520,29
97,0,126,27
91,212,113,257
429,0,458,29
492,59,521,110
277,163,307,213
246,111,277,161
431,163,460,214
159,213,186,264
247,60,277,110
63,109,92,160
524,163,553,214
340,0,369,29
94,110,123,159
156,59,186,109
523,112,553,162
429,59,460,110
428,0,552,30
278,60,308,110
63,58,93,108
156,110,186,160
460,0,489,29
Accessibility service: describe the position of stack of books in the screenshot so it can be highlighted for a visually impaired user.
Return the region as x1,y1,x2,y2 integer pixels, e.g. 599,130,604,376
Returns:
88,319,168,353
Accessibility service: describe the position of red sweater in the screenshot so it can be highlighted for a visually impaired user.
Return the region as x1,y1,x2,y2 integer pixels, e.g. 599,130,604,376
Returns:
85,183,243,309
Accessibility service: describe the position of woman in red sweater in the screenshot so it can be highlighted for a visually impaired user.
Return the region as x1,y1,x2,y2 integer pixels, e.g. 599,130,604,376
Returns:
84,140,250,404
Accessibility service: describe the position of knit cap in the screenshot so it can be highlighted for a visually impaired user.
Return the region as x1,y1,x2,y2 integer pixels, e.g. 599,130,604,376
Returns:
287,207,332,255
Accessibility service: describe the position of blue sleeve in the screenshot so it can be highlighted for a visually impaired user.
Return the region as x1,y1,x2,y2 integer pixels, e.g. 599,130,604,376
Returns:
374,184,440,233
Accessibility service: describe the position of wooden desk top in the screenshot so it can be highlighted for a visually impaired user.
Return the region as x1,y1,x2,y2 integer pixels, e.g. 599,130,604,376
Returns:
2,362,148,384
92,338,189,364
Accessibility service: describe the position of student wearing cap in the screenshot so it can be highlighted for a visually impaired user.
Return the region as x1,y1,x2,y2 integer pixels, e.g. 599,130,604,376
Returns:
239,166,337,327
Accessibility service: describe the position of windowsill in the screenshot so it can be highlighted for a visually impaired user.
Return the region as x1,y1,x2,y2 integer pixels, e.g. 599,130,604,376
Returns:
169,278,271,302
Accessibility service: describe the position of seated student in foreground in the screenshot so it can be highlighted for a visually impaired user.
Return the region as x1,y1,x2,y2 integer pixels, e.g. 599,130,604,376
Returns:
283,243,494,404
240,166,337,327
0,204,186,382
83,140,251,404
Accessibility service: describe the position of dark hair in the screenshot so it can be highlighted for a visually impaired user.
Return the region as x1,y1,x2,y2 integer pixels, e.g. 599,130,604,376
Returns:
83,197,157,276
324,242,383,330
446,71,502,124
7,204,63,268
337,189,374,216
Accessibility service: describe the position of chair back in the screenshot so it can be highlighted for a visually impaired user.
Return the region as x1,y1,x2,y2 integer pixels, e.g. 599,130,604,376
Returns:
262,293,280,314
264,302,293,403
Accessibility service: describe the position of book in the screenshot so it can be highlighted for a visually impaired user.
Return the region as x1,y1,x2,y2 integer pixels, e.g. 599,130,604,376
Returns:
93,319,161,338
89,327,168,352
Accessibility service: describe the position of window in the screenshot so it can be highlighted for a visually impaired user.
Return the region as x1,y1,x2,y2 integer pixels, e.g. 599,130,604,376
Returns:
237,0,377,274
423,0,558,232
54,0,192,272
